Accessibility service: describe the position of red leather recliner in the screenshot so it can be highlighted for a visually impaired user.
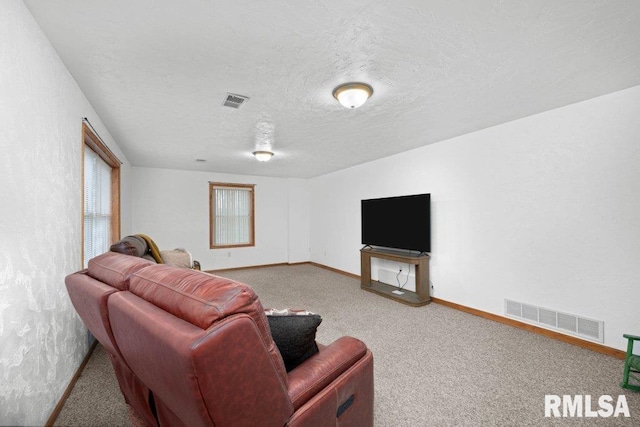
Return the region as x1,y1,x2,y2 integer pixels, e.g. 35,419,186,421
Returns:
65,252,374,426
65,254,159,426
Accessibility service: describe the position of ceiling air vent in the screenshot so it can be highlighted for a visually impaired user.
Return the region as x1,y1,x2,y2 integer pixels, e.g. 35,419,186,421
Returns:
223,93,249,109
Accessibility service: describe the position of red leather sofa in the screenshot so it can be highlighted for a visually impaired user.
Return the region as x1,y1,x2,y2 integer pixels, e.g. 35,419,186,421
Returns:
65,252,374,426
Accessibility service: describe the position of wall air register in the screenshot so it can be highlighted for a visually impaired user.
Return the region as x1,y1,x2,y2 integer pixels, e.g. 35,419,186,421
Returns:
504,299,604,343
223,93,249,109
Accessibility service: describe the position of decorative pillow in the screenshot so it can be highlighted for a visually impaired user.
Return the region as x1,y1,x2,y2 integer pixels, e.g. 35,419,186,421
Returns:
160,248,192,269
265,309,322,372
142,254,156,263
136,234,163,263
110,235,148,258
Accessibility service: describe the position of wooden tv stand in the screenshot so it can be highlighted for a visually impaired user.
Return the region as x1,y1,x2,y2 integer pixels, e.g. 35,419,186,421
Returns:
360,248,430,306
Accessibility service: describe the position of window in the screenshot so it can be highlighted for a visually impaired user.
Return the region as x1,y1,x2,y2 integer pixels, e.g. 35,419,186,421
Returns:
83,122,120,267
209,182,255,248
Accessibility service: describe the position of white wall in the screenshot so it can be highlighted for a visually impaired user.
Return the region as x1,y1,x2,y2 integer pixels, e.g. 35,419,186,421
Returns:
0,1,131,424
310,85,640,351
287,178,311,263
131,168,310,270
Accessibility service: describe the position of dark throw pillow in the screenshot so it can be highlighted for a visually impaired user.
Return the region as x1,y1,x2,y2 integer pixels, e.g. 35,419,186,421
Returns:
110,235,149,258
109,240,137,256
265,309,322,372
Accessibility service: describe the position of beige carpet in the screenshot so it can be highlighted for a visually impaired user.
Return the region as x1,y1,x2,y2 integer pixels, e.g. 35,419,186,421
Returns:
55,264,640,426
54,343,131,427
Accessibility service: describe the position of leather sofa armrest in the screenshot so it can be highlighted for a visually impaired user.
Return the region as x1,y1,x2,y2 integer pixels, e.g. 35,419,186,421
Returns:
287,336,367,410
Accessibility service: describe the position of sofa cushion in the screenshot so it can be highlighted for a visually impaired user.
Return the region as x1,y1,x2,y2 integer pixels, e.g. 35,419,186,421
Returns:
87,252,154,291
265,309,322,371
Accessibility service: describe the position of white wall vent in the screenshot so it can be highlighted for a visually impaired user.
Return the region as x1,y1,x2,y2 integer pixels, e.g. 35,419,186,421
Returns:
504,299,604,343
222,93,249,109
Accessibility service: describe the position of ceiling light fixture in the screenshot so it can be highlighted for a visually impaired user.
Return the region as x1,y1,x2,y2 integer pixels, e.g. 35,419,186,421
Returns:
333,82,373,109
253,150,274,162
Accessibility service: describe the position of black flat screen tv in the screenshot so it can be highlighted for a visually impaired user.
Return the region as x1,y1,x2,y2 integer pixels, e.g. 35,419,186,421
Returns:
361,193,430,253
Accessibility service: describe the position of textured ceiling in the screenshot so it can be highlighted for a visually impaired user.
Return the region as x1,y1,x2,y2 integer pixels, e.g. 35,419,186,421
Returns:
24,0,640,178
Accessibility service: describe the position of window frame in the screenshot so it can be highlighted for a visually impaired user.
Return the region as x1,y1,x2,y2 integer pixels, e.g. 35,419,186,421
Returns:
209,182,256,249
82,122,121,267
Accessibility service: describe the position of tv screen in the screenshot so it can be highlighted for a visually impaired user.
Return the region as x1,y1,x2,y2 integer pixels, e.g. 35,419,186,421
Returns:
361,193,430,253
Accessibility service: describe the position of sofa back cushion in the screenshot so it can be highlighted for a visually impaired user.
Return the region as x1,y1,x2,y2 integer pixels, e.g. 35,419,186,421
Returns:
128,264,288,382
129,265,256,328
87,251,154,291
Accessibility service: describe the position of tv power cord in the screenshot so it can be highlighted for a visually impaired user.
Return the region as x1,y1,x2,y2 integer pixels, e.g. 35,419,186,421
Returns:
392,264,411,295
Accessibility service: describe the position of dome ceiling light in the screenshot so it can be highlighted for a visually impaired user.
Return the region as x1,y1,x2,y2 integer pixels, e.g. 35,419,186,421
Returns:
252,150,274,162
333,82,373,109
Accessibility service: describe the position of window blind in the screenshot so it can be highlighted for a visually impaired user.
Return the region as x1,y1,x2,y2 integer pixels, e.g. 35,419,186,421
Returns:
84,148,112,267
212,186,252,246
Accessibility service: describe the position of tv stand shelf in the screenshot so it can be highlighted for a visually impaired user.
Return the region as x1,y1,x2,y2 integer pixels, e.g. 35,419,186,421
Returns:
360,248,430,307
